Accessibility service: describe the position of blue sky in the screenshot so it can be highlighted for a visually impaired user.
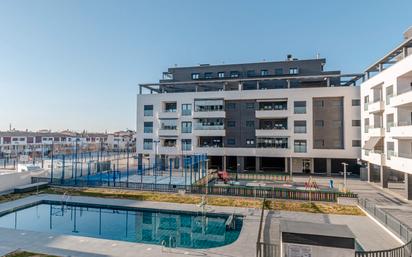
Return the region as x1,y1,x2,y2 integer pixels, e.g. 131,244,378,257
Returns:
0,0,411,132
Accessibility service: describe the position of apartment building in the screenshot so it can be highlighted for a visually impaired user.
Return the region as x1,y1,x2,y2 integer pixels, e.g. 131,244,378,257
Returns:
361,28,412,199
137,57,363,175
0,130,108,158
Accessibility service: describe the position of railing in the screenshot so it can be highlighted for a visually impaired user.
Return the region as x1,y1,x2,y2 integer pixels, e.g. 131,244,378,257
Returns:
193,125,224,130
256,199,279,257
227,173,290,182
32,176,357,202
356,198,412,257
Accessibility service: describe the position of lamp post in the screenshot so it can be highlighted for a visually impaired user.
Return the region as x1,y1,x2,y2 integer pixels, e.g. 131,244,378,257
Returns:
153,140,160,184
342,162,348,192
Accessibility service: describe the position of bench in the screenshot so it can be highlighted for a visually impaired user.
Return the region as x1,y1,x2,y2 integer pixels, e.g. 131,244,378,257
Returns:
14,182,49,193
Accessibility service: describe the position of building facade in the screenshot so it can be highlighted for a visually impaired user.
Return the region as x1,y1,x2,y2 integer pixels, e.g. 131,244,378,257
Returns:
137,57,362,175
361,29,412,199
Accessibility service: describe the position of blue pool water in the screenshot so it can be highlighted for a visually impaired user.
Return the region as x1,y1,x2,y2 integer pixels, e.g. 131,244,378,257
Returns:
0,203,242,249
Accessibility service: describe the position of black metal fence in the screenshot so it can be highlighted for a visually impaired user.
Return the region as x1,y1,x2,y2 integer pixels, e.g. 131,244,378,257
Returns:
32,176,357,202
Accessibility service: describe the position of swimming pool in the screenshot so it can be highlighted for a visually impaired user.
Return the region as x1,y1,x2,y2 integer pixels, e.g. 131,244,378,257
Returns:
0,202,243,249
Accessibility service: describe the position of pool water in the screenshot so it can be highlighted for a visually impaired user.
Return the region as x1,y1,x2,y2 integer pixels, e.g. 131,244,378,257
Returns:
0,203,242,249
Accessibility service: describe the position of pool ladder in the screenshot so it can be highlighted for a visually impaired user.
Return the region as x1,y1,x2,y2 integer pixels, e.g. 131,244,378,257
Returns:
161,236,176,252
61,192,71,207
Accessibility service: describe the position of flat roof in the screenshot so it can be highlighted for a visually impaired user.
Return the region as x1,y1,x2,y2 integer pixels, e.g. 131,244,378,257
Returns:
280,220,355,239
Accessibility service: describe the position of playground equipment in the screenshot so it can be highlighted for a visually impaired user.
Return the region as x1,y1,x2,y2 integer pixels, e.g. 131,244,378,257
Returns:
217,170,230,183
304,176,319,191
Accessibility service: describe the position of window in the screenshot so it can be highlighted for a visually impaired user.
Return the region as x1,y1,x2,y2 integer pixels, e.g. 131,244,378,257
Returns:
182,139,192,151
314,140,325,148
143,139,153,150
294,101,306,114
230,71,239,78
163,139,177,147
227,121,236,127
181,122,192,133
164,102,177,112
246,102,255,109
315,120,324,128
275,68,283,75
144,105,153,116
257,137,288,148
160,119,177,130
192,73,200,80
289,68,299,75
227,138,236,145
352,120,361,127
247,70,256,77
218,72,225,78
260,70,269,76
246,139,255,145
314,100,324,108
352,99,361,106
294,140,307,153
294,120,307,133
204,72,213,79
246,120,255,128
144,122,153,133
352,140,361,147
182,104,192,116
226,103,236,110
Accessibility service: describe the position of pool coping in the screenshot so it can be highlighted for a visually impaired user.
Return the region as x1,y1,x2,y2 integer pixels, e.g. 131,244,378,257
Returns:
0,194,260,257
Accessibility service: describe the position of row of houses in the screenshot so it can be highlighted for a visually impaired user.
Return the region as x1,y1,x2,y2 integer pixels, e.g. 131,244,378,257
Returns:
0,130,136,158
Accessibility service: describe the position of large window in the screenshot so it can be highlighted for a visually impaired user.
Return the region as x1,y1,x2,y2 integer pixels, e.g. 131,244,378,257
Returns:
314,120,324,128
230,71,239,78
204,72,213,79
164,102,177,112
226,103,236,110
275,68,283,75
182,104,192,116
227,121,236,127
194,99,223,112
163,139,177,147
182,139,192,151
218,72,225,78
352,140,361,147
294,120,306,133
257,137,288,148
247,70,256,77
160,119,177,130
192,73,200,80
181,121,192,133
294,140,307,153
352,99,361,106
143,139,153,150
289,68,299,75
144,122,153,133
227,138,236,145
294,101,306,114
260,70,269,76
352,120,361,127
144,105,153,116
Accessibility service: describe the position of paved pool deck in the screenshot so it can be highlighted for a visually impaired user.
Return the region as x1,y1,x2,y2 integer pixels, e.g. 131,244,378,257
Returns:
0,193,402,257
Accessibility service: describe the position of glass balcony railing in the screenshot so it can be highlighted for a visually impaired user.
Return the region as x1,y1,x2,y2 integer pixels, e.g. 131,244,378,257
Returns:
194,124,224,130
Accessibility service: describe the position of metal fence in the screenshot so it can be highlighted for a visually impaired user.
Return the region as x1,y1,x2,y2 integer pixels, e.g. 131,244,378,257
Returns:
32,176,357,202
356,198,412,257
256,199,280,257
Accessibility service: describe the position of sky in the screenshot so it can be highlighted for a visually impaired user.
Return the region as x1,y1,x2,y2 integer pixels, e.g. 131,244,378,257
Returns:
0,0,411,133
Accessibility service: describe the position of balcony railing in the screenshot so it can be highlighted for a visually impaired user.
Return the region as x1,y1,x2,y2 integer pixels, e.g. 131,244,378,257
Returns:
194,124,224,130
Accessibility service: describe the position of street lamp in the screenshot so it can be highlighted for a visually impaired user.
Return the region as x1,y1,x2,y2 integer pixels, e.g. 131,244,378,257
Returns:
153,139,160,177
341,162,348,192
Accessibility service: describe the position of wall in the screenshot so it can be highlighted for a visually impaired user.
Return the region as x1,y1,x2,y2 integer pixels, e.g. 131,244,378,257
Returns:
0,169,47,193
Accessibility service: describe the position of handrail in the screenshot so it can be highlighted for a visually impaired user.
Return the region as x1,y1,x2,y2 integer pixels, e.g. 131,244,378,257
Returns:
256,199,266,257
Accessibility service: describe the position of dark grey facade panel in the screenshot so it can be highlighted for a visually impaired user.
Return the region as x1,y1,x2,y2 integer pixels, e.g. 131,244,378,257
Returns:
224,100,256,148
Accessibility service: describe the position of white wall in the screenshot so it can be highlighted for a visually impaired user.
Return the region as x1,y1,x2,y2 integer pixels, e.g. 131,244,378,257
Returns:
0,169,48,193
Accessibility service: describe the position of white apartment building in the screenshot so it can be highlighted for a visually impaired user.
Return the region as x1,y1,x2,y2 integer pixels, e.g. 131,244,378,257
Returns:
137,58,362,175
361,28,412,199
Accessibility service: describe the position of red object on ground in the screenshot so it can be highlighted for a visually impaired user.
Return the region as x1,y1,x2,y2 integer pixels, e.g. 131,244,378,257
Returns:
217,170,230,183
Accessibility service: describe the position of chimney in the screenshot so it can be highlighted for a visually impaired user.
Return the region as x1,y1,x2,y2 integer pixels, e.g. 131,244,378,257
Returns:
403,26,412,40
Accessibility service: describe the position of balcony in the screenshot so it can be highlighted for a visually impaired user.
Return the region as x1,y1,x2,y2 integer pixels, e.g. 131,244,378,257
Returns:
193,124,225,136
158,111,178,119
388,122,412,139
255,109,289,118
368,100,385,113
158,129,178,137
193,111,225,119
390,89,412,107
367,126,385,137
256,128,289,137
363,150,386,166
387,152,412,173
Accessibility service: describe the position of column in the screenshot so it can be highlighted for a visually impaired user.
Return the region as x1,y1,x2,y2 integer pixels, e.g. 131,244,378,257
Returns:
238,82,243,91
284,157,288,173
380,166,389,188
403,47,408,58
290,157,293,174
255,157,260,172
326,158,332,177
223,156,227,171
367,162,372,182
326,78,331,87
237,156,244,173
138,154,143,173
287,80,291,88
256,81,260,90
405,173,412,200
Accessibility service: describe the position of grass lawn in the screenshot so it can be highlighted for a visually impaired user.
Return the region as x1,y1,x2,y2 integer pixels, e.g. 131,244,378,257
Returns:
4,251,58,257
42,187,364,216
